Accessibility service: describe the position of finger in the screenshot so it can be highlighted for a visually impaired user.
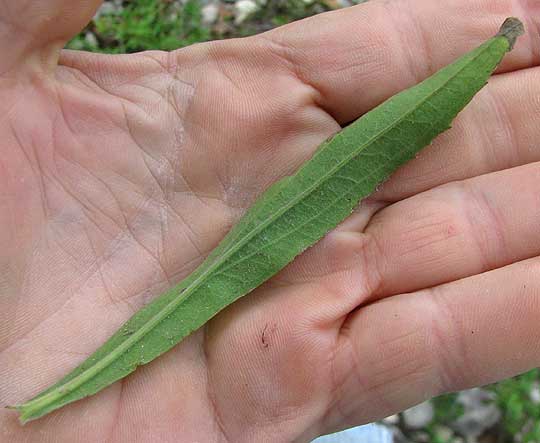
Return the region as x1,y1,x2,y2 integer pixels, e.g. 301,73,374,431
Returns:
323,256,540,432
0,0,102,75
374,67,540,202
262,0,540,123
363,161,540,297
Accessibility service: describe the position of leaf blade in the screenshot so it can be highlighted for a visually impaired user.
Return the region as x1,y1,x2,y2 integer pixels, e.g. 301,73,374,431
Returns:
14,18,524,423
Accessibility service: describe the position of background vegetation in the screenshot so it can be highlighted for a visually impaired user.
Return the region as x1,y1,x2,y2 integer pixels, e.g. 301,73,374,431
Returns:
67,0,348,53
68,2,539,442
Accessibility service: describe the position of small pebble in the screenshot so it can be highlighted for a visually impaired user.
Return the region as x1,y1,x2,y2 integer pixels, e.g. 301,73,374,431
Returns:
84,32,98,47
202,3,219,24
234,0,258,25
383,414,400,425
452,403,501,440
530,382,540,404
402,401,434,429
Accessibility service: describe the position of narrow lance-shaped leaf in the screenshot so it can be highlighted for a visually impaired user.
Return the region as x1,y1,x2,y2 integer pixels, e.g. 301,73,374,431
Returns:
12,17,524,423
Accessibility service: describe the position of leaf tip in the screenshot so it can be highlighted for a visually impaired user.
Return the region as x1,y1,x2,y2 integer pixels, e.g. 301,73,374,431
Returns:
496,17,525,50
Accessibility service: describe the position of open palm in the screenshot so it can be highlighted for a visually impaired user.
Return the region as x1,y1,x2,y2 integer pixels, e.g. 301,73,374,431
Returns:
2,1,540,442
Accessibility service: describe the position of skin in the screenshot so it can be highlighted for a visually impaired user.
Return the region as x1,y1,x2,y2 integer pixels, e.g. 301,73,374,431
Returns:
1,0,540,441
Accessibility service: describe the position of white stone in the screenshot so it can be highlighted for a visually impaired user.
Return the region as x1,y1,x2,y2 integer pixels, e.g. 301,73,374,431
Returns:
530,382,540,404
402,401,434,429
452,392,501,440
382,414,399,425
84,32,98,47
97,2,116,15
94,1,122,19
453,403,500,439
456,388,495,409
201,3,219,25
234,0,258,25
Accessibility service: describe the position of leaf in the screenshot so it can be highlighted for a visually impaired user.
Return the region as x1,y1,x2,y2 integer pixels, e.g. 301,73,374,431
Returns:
13,18,524,423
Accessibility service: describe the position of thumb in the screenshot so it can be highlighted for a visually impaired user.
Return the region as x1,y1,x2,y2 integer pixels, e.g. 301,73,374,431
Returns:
0,0,102,76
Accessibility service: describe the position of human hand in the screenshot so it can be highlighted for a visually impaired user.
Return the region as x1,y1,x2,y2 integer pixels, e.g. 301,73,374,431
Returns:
1,1,539,441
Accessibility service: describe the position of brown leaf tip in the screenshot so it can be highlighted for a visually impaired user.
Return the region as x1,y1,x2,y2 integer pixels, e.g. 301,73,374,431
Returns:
497,17,525,50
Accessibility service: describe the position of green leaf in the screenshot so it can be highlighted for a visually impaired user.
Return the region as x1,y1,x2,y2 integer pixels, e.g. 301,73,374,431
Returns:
13,18,524,423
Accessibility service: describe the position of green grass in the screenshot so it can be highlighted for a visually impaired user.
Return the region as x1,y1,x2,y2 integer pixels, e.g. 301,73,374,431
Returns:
68,0,211,53
491,368,540,442
67,0,342,53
